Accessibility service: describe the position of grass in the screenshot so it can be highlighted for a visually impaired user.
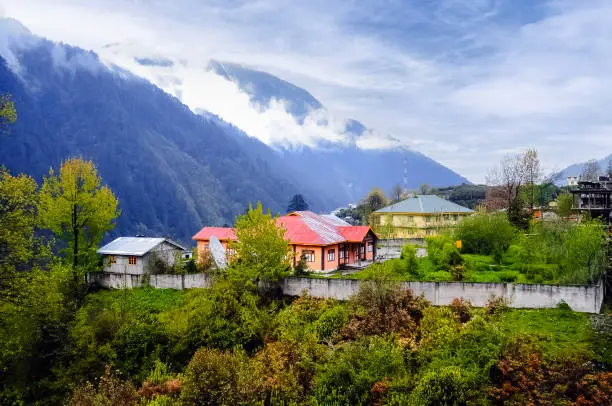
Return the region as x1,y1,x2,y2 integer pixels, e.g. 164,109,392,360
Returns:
497,307,595,359
326,253,572,285
86,287,186,315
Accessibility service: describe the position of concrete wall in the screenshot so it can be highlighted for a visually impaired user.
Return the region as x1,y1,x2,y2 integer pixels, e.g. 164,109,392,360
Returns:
87,273,604,314
87,272,212,289
281,277,604,314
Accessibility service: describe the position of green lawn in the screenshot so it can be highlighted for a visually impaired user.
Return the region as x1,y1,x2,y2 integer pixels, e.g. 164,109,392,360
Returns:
328,254,574,284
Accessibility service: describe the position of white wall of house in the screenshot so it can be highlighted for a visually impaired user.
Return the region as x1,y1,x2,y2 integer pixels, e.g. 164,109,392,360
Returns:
101,241,183,275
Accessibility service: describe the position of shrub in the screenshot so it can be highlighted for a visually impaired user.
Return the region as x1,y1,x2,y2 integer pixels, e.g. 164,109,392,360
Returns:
314,305,349,342
408,366,472,405
343,280,429,340
400,244,419,275
485,296,509,315
453,213,516,258
497,271,519,283
426,236,464,272
180,348,256,405
68,366,140,406
450,298,472,323
311,336,408,405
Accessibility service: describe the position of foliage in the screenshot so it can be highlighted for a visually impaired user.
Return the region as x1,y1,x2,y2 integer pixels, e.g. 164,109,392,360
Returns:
425,235,464,271
408,366,472,405
180,347,255,406
454,212,516,259
287,193,309,212
400,244,419,275
556,191,574,218
311,336,408,405
450,298,472,323
68,365,139,406
0,93,17,130
293,251,309,276
38,158,120,273
342,278,429,340
231,202,291,282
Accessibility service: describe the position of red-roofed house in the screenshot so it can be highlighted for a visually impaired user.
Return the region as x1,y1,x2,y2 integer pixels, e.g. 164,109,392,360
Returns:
192,211,378,272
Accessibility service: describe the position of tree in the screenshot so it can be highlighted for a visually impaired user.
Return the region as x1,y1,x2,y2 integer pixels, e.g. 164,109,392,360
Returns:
486,149,541,229
287,194,309,212
555,192,574,219
38,158,120,276
522,148,541,212
0,94,17,131
232,202,291,282
390,184,403,203
0,168,39,270
581,159,600,181
359,187,388,225
418,183,433,195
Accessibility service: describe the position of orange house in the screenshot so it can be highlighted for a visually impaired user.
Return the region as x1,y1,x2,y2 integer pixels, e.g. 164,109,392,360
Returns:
192,211,377,272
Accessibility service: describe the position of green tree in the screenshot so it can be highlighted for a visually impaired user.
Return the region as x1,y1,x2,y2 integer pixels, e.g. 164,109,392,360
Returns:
38,158,120,276
0,168,39,270
0,94,17,131
287,194,309,212
555,192,574,219
232,202,291,282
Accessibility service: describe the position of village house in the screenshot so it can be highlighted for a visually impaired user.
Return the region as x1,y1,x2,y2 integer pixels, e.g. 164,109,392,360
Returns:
370,195,473,240
97,237,186,275
193,211,377,272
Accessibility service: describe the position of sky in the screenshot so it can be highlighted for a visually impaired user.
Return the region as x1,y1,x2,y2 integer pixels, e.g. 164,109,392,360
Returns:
1,0,612,182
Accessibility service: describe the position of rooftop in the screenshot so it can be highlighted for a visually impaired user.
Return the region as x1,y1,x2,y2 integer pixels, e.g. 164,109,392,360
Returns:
192,211,373,246
374,194,473,214
97,237,185,256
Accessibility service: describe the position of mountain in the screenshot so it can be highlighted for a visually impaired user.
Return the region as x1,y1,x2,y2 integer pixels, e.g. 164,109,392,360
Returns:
0,19,324,243
555,154,612,184
208,60,469,202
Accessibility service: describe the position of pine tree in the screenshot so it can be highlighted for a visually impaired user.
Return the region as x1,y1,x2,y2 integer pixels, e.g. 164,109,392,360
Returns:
287,194,309,213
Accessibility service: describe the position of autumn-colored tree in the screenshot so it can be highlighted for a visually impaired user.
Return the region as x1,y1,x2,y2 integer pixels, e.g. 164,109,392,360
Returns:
39,158,120,276
232,202,291,282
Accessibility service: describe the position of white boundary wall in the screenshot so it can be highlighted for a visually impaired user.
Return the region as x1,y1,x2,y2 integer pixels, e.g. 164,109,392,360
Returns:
87,273,604,313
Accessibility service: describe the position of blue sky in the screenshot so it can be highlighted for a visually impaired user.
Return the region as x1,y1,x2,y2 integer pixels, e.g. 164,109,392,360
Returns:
1,0,612,182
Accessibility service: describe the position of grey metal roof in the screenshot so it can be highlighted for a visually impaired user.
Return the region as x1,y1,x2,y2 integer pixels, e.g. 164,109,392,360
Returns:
97,237,186,256
374,195,473,214
321,214,351,226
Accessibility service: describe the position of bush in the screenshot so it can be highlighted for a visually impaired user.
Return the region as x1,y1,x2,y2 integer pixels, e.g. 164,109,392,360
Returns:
497,271,519,283
426,236,464,271
450,298,472,323
408,367,472,405
400,244,419,275
180,348,256,405
453,213,516,258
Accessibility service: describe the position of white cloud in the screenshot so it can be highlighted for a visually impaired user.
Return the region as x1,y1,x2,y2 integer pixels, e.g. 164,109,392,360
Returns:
2,0,612,182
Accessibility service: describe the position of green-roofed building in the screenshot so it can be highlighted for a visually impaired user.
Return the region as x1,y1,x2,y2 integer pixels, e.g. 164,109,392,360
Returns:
371,195,473,239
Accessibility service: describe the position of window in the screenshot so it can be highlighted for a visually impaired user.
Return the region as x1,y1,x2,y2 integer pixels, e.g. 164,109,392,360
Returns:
339,250,345,259
109,255,117,264
360,245,365,255
128,256,137,265
327,249,335,261
303,250,315,262
367,242,373,252
425,216,431,223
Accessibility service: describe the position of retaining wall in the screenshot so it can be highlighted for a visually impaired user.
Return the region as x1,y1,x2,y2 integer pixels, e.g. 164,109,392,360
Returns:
87,272,604,313
282,277,604,313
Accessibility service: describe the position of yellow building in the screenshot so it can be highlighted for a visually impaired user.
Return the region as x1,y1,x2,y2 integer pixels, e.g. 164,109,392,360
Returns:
371,195,473,239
